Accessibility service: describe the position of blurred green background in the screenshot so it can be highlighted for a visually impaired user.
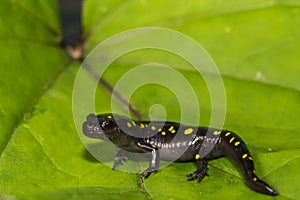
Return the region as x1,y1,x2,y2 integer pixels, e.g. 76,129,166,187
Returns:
0,0,299,199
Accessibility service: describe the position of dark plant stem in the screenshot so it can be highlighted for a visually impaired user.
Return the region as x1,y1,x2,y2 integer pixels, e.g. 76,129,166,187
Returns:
81,60,142,120
58,0,142,119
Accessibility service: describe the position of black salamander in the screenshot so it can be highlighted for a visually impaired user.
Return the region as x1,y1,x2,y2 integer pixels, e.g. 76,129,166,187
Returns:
82,113,277,196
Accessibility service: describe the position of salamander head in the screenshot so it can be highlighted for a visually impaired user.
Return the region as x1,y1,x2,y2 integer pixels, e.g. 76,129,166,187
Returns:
82,113,132,140
82,113,116,139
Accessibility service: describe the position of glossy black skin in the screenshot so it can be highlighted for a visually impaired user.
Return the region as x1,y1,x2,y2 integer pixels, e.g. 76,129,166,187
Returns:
82,113,277,196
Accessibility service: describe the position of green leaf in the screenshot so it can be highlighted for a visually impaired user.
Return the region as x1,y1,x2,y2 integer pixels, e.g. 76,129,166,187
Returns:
16,187,149,200
1,0,300,199
0,0,65,153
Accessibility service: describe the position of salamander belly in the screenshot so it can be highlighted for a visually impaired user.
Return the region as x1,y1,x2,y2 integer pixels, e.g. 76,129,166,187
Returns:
157,142,197,162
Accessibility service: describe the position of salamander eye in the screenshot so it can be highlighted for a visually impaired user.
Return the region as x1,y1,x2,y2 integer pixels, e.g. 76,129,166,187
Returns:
100,119,115,129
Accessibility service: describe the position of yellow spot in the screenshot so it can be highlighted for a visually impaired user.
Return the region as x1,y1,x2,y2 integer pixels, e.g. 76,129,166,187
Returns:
140,123,145,128
253,177,257,182
168,126,174,131
229,137,235,143
249,156,253,160
171,130,176,134
132,121,136,126
242,154,248,159
151,144,157,148
151,126,156,131
161,131,166,136
158,128,162,132
107,115,112,119
184,128,193,135
234,141,240,146
127,122,132,128
225,132,231,137
195,154,200,160
213,130,221,135
145,124,149,127
253,170,256,174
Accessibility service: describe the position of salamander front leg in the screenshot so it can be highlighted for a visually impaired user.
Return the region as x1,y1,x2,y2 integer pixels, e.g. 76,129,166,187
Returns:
112,148,128,170
186,158,208,183
137,143,160,179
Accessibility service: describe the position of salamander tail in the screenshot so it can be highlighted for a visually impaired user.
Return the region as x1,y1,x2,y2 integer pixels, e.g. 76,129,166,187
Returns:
221,131,277,196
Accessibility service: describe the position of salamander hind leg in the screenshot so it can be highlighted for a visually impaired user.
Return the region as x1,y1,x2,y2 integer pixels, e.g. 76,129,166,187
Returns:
186,158,208,183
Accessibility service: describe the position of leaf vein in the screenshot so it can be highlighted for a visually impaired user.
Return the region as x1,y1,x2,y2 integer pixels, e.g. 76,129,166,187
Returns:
24,124,80,179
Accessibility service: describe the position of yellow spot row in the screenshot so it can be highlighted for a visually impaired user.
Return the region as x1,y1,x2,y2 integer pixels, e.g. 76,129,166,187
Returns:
241,153,253,160
127,122,132,128
213,130,221,135
234,141,240,146
242,154,248,159
184,128,193,135
225,132,231,137
127,121,136,128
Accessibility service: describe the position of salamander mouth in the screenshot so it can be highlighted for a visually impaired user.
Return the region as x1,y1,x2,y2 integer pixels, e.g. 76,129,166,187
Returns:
82,121,104,138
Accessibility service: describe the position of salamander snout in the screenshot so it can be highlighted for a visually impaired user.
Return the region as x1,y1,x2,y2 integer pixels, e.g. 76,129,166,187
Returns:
86,113,98,123
82,113,104,138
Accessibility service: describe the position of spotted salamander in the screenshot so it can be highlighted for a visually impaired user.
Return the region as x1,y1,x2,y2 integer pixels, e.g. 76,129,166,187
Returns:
82,113,277,196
